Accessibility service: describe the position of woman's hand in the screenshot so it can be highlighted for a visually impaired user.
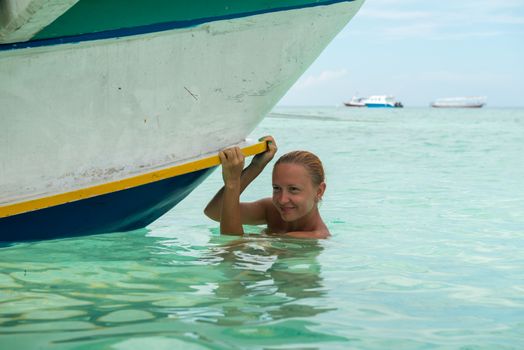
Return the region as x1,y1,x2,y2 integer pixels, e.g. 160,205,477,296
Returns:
251,136,277,169
219,147,245,186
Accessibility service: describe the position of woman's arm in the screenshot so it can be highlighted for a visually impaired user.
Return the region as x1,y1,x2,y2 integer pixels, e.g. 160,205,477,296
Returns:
204,136,277,225
219,147,245,235
204,160,266,222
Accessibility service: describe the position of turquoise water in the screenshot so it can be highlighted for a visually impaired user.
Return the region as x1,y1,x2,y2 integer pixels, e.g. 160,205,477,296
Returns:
1,107,524,349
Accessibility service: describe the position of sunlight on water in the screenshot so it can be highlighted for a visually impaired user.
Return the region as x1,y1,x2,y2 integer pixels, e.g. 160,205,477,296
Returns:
1,107,524,349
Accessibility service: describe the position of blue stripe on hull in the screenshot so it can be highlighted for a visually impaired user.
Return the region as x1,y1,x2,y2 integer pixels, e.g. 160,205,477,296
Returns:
0,0,355,52
366,104,394,108
0,167,215,242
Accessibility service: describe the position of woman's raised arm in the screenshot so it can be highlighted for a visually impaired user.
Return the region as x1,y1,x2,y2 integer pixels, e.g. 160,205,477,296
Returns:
204,137,277,231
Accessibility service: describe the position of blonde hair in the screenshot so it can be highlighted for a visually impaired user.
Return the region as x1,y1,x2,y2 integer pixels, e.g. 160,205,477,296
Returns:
274,150,325,186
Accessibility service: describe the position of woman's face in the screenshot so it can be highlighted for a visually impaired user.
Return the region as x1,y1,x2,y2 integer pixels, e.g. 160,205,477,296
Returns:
272,163,323,222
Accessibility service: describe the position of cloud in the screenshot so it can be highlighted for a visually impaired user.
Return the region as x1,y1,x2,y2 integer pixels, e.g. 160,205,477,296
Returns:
397,71,509,84
381,22,438,38
358,10,432,21
432,31,504,41
293,69,348,90
351,0,524,40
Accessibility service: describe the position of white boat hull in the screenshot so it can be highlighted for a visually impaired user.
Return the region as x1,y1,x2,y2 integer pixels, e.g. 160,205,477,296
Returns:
0,1,365,240
1,2,363,204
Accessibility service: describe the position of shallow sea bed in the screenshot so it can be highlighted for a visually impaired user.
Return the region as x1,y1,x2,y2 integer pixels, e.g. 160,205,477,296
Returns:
1,107,524,349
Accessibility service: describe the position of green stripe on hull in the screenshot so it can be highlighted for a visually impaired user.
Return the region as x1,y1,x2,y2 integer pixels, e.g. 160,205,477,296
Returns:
34,0,348,40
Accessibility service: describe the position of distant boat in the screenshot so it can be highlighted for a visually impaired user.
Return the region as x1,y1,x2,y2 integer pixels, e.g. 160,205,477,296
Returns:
344,96,366,107
431,96,486,108
364,95,403,108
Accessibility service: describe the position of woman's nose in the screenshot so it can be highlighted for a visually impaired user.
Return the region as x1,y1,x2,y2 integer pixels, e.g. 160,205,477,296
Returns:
277,191,289,204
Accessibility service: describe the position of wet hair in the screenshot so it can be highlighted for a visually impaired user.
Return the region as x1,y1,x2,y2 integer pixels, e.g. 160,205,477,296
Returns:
274,150,325,186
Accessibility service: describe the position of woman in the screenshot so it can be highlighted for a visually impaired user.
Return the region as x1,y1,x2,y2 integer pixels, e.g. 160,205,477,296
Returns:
204,136,329,239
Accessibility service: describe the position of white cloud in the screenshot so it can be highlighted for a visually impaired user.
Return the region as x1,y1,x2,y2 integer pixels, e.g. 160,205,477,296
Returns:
382,22,438,38
293,69,348,90
358,10,432,21
399,71,509,84
351,0,524,40
432,31,504,41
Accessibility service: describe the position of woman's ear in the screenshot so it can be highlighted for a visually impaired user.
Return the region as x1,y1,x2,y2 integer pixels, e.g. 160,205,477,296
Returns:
317,182,326,201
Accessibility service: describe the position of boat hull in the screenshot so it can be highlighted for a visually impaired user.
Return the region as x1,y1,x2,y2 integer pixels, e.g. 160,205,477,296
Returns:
431,104,485,108
0,141,267,242
0,168,213,241
430,97,486,108
0,0,365,241
365,104,395,108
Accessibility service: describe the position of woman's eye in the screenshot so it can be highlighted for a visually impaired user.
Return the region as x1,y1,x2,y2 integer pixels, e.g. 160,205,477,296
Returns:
272,186,280,192
290,187,300,193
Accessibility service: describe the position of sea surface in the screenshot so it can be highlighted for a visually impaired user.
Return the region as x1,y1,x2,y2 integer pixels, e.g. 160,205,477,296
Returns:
1,107,524,349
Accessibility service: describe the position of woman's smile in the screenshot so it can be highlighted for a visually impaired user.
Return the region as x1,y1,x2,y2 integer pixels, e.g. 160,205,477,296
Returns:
278,205,296,214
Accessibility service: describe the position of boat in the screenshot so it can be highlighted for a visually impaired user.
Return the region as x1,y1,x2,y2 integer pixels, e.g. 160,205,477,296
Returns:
431,96,486,108
0,0,365,241
364,95,403,108
344,96,366,107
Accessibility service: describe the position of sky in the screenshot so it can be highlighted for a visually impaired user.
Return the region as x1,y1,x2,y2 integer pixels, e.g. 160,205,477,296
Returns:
278,0,524,107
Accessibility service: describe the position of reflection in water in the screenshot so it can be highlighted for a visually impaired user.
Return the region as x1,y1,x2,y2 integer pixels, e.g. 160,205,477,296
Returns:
203,236,332,326
0,231,345,349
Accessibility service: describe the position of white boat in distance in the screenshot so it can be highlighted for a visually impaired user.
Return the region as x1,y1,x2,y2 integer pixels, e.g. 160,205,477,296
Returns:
431,96,486,108
365,95,403,108
344,95,403,108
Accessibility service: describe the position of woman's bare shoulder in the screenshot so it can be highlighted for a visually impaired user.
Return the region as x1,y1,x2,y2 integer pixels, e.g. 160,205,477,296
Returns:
239,197,273,225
